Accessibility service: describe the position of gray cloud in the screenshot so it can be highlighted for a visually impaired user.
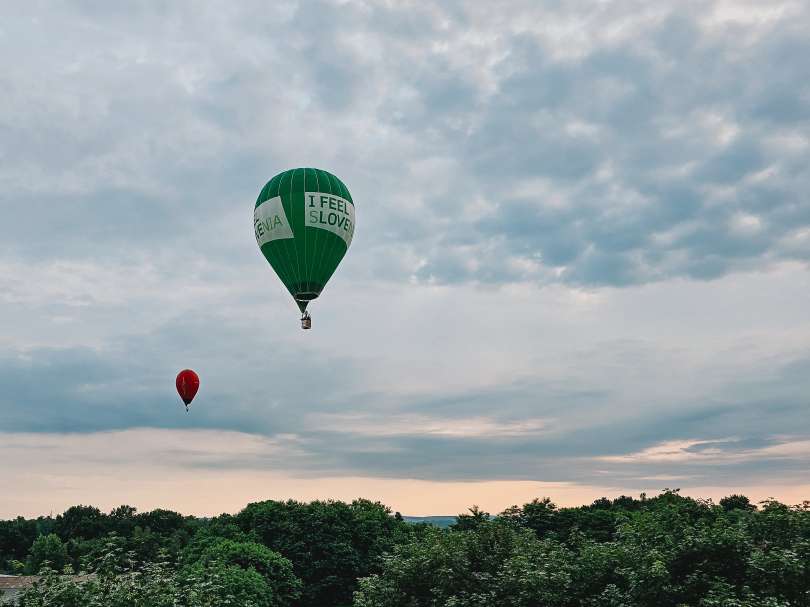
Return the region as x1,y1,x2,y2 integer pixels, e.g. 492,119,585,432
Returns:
3,1,807,285
0,308,371,436
3,307,808,489
1,0,810,501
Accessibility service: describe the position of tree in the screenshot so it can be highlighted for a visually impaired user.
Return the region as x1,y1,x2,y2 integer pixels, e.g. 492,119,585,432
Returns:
520,497,558,537
108,505,138,536
15,566,87,607
0,517,37,571
452,505,490,531
198,539,301,604
25,534,68,574
720,494,756,512
236,498,404,607
612,494,642,511
354,522,577,607
4,492,810,607
53,506,107,541
137,509,186,535
196,563,275,607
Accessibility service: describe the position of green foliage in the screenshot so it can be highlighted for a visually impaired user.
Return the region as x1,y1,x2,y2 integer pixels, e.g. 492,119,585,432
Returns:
197,564,273,607
136,509,186,536
17,559,198,607
193,539,302,606
520,496,559,538
54,506,106,541
0,517,37,571
354,522,578,607
355,491,810,607
4,492,810,607
236,497,405,607
25,534,68,574
15,538,300,607
179,514,257,567
15,566,88,607
452,505,491,531
720,494,756,512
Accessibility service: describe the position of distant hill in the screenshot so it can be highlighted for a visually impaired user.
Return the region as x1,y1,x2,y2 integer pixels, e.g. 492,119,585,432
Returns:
402,515,456,528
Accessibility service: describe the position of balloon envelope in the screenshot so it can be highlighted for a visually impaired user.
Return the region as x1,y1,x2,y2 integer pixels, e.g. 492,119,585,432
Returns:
175,369,200,406
254,168,355,312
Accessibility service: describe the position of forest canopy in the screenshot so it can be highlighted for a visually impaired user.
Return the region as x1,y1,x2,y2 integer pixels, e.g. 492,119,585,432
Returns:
1,491,808,606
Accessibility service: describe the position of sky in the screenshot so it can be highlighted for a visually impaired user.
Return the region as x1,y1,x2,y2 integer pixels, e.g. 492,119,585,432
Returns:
1,0,809,518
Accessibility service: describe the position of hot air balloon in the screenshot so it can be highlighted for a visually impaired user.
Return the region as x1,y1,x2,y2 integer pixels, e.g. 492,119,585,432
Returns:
176,369,199,412
253,168,355,329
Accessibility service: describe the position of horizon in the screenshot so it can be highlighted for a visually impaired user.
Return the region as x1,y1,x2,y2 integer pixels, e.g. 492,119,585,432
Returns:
4,461,809,520
4,485,803,523
2,0,809,518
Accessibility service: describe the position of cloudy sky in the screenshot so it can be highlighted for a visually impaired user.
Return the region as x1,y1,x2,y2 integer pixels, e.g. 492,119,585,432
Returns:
2,0,809,518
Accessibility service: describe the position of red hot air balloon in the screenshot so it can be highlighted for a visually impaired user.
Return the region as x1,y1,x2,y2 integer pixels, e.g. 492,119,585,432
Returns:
176,369,200,412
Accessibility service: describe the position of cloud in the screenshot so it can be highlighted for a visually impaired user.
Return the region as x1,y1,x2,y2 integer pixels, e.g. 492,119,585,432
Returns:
305,413,549,438
371,2,810,287
1,427,637,517
2,1,809,285
3,253,810,473
1,0,810,509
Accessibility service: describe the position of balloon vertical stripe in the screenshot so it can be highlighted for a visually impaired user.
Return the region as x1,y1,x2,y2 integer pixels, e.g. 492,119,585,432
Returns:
253,168,355,316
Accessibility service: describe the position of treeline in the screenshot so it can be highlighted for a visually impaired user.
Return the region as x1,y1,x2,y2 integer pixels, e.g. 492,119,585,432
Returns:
1,491,808,606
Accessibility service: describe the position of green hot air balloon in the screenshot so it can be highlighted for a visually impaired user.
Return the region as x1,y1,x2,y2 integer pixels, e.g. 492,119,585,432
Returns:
254,168,355,329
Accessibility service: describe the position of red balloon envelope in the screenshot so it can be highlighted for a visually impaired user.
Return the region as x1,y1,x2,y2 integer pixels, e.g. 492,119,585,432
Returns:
176,369,200,409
